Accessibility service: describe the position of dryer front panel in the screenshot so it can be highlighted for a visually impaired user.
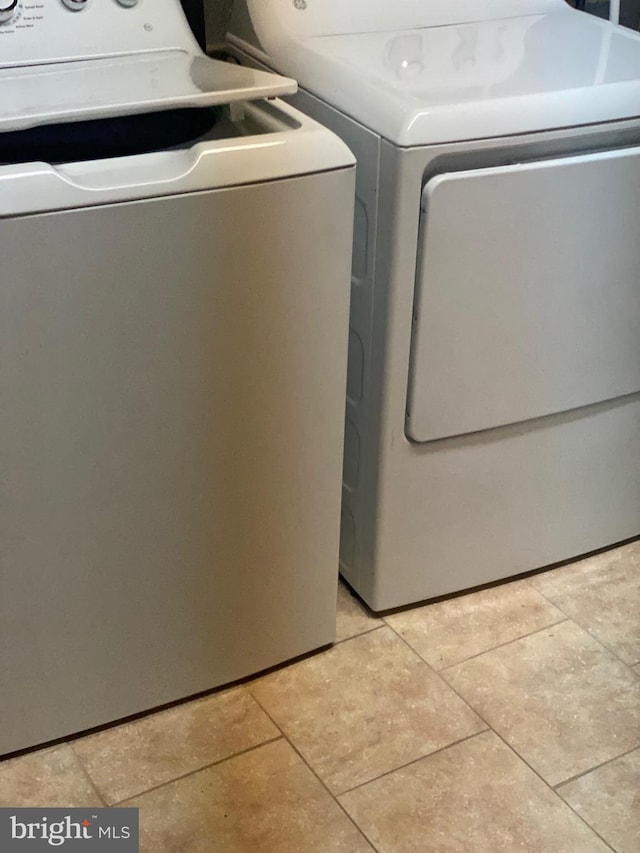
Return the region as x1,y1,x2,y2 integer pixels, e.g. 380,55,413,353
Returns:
406,146,640,443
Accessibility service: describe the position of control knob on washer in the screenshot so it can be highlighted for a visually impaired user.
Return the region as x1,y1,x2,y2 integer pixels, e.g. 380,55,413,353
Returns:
0,0,19,24
116,0,138,6
61,0,89,10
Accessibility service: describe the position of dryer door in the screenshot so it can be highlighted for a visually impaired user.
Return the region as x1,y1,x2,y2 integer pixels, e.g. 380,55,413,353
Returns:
406,146,640,442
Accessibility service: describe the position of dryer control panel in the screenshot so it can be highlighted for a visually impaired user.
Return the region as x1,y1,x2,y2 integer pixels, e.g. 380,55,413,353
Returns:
0,0,200,67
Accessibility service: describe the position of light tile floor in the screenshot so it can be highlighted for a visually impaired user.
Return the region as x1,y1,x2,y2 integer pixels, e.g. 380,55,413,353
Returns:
1,541,639,852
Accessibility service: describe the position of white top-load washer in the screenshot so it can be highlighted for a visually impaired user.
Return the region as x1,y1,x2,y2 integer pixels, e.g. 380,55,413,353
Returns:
0,0,355,755
229,0,640,610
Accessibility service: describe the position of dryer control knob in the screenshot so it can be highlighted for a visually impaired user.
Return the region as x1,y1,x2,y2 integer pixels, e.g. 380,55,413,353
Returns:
0,0,19,24
116,0,138,6
60,0,89,10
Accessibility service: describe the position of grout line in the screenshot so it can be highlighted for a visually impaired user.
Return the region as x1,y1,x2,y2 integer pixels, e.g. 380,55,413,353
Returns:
431,618,569,673
525,583,640,672
336,730,490,798
110,735,284,807
247,643,619,853
556,802,617,852
382,619,445,675
387,593,628,853
554,744,640,791
560,621,637,673
384,610,566,692
390,615,618,850
334,624,385,646
572,628,629,667
415,611,628,853
482,728,617,853
383,620,495,734
246,693,379,852
378,585,600,676
68,743,109,808
248,625,493,804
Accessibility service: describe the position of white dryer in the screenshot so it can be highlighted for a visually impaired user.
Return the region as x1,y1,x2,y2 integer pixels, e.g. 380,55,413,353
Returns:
0,0,355,755
229,0,640,610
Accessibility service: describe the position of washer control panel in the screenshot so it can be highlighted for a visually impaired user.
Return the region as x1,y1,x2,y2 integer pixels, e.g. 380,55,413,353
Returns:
0,0,198,67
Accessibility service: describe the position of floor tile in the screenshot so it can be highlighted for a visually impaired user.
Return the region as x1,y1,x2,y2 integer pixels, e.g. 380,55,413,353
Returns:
633,664,640,677
72,687,279,804
339,731,610,853
125,739,374,853
529,541,640,664
558,749,640,853
0,746,102,808
249,627,486,794
386,579,565,669
443,621,640,786
335,582,381,642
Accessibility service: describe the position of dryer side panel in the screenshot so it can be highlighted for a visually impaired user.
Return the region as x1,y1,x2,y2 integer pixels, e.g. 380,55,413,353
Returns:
407,147,640,443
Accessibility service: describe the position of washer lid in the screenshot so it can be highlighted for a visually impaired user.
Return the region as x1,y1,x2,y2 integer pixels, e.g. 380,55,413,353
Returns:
264,10,640,146
0,52,296,134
